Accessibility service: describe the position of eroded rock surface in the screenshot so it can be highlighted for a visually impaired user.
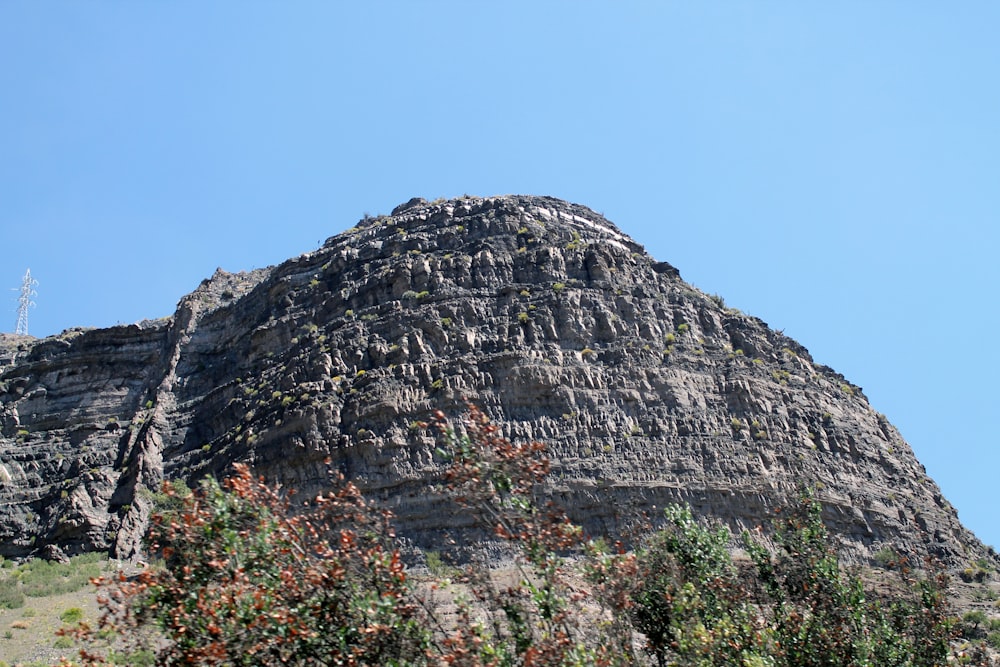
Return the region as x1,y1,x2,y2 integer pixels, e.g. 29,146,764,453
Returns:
0,196,991,570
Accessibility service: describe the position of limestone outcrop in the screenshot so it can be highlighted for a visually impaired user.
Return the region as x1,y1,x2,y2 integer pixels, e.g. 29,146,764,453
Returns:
0,196,991,570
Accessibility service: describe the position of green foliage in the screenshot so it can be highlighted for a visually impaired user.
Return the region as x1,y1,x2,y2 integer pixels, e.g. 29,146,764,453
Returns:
0,582,24,609
423,550,449,577
60,607,84,624
960,557,994,583
69,410,962,667
150,477,192,517
0,552,105,608
628,505,764,667
745,490,954,667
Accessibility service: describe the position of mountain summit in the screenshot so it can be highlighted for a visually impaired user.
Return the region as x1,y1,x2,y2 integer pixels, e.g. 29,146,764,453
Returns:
0,195,989,569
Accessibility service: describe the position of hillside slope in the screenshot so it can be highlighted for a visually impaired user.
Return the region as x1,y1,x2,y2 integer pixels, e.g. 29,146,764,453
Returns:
0,195,990,570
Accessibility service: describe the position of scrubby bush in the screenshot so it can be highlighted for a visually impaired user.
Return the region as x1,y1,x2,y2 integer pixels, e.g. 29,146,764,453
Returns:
64,405,968,666
0,584,24,609
66,465,428,666
745,490,955,667
626,505,765,666
60,607,84,624
0,552,104,611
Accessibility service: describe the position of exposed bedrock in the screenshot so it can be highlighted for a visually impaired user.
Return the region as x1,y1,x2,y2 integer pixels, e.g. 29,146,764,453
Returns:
0,196,989,571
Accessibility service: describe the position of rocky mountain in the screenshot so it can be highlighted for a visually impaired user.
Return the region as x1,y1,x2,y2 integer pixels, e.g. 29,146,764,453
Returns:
0,195,991,571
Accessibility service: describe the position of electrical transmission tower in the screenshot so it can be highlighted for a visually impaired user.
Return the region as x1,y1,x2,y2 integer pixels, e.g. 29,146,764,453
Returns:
15,269,37,336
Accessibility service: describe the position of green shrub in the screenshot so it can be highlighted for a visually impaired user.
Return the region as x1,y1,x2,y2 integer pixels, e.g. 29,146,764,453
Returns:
424,550,449,577
70,409,960,667
745,490,953,667
107,649,155,665
60,606,84,624
0,584,24,609
628,505,762,666
8,552,104,600
0,554,105,615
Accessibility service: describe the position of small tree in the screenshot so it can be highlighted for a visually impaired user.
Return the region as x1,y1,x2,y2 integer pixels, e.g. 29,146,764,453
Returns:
745,489,955,667
628,505,767,667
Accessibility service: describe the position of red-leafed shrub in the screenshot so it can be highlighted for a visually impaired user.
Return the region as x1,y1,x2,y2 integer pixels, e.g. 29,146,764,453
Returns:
64,464,428,666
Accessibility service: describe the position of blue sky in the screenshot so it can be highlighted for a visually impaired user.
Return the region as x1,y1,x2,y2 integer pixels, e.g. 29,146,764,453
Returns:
2,3,998,549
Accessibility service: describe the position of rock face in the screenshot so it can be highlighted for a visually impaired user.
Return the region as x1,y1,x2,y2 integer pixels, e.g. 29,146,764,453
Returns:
0,195,991,569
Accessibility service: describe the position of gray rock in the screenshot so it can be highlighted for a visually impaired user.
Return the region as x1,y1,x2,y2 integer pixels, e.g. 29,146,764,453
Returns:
0,196,992,572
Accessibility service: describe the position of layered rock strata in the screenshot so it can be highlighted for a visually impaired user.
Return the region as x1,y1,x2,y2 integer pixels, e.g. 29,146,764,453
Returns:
0,196,989,570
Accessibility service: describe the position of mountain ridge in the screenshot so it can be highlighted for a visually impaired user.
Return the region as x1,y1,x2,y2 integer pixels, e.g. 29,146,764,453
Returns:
0,195,992,572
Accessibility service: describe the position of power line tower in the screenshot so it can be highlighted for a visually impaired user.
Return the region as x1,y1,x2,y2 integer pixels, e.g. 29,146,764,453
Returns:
15,269,37,336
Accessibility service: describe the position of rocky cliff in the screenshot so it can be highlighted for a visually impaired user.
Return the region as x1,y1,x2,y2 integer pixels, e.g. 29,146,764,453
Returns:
0,195,991,570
